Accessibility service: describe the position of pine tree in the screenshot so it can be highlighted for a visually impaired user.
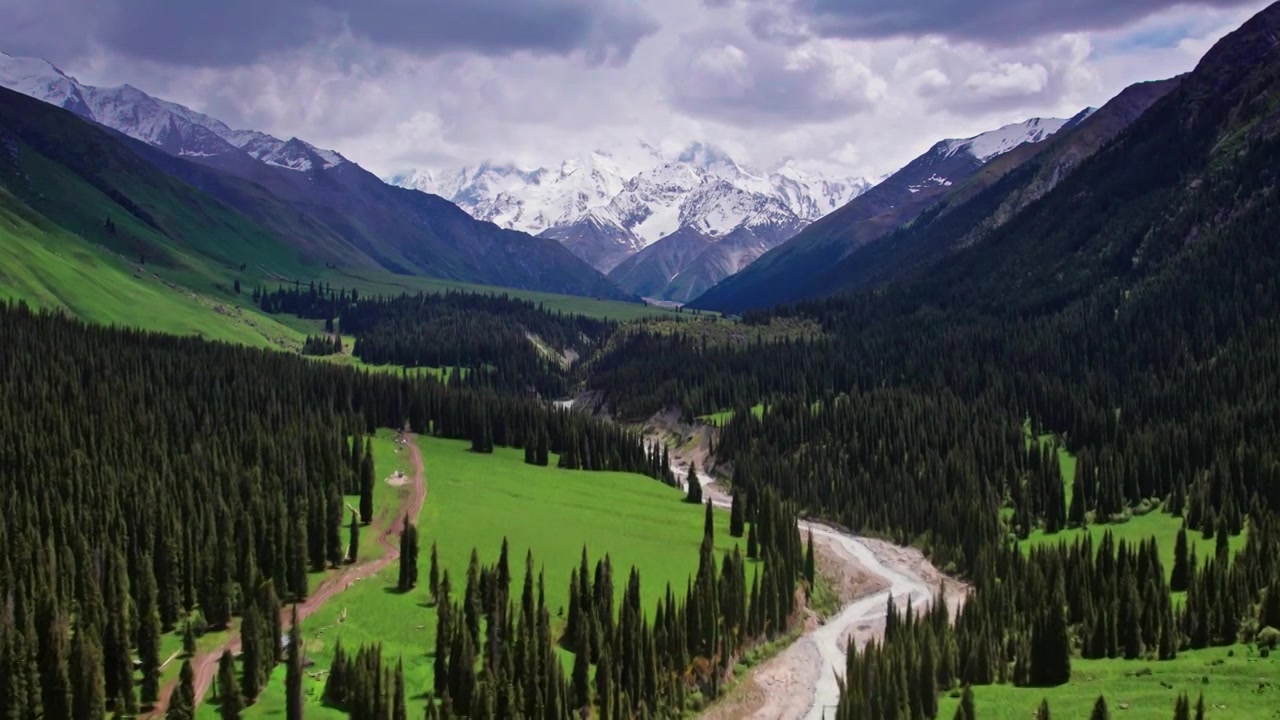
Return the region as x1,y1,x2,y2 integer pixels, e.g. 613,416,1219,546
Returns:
804,528,816,592
954,685,975,720
1194,693,1205,720
240,603,263,701
685,462,703,504
1036,698,1051,719
429,541,441,604
360,436,376,524
399,519,420,592
348,510,360,563
1173,693,1190,720
183,622,197,658
1171,526,1190,592
217,650,243,719
71,621,107,720
1091,695,1110,720
392,660,408,720
729,491,745,538
168,660,195,719
138,557,164,706
287,605,303,720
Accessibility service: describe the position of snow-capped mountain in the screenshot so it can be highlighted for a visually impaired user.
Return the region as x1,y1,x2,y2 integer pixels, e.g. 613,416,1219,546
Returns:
0,51,345,172
390,142,873,276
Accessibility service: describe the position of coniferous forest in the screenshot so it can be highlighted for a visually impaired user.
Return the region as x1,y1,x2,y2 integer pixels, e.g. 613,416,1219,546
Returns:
2,3,1280,720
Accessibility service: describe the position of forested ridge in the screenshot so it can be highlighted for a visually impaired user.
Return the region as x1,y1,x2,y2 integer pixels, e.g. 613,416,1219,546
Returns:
258,284,615,397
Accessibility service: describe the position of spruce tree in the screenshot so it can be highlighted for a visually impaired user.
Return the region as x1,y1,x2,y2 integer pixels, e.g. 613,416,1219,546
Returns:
804,529,816,592
183,622,197,658
287,605,303,720
168,660,195,720
685,462,703,504
730,491,745,537
954,685,975,720
1036,698,1051,720
392,660,408,720
1171,526,1190,592
429,541,441,604
348,510,360,563
1091,695,1110,720
71,621,107,720
399,519,420,592
138,557,163,706
360,436,376,524
240,603,263,701
217,649,244,719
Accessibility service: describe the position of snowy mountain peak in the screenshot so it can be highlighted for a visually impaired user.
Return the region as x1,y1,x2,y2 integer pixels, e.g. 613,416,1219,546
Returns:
941,116,1071,162
389,143,873,270
676,142,742,176
0,50,345,173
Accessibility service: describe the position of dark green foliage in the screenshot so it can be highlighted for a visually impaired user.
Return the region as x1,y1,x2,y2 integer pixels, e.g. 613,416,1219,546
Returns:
684,461,703,504
216,650,243,719
360,437,376,524
167,660,195,720
398,519,420,592
1091,695,1110,720
286,606,303,720
348,511,361,564
261,284,619,397
1037,698,1051,720
729,490,745,538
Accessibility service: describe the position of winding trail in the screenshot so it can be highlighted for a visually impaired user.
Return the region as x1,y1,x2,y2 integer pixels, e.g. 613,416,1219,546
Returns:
148,434,427,716
683,464,965,720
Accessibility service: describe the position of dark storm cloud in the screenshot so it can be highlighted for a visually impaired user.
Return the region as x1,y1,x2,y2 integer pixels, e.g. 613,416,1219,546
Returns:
0,0,658,67
782,0,1261,44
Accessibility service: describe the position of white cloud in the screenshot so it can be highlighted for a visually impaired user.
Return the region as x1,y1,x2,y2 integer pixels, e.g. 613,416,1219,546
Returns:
4,0,1270,181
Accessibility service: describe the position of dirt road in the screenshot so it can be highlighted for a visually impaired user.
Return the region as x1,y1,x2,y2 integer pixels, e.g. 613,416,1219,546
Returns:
667,455,967,720
148,434,427,716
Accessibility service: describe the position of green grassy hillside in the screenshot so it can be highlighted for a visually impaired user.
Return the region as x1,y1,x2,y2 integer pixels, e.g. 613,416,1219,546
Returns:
0,188,303,348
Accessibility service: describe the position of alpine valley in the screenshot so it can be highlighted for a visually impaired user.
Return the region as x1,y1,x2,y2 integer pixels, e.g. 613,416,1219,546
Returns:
3,4,1280,720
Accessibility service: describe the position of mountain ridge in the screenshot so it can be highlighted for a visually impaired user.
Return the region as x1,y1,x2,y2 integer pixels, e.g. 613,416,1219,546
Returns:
0,51,632,300
689,114,1080,312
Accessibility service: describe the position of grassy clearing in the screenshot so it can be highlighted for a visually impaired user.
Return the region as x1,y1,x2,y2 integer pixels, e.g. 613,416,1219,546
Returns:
206,434,747,718
311,267,679,322
698,404,766,426
1016,427,1246,578
937,644,1277,719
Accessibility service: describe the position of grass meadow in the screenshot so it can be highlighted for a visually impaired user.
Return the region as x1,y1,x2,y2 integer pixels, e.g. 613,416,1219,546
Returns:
938,644,1277,719
201,433,748,718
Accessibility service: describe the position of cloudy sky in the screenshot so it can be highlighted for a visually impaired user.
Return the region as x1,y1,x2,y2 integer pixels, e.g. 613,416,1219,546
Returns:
0,0,1271,179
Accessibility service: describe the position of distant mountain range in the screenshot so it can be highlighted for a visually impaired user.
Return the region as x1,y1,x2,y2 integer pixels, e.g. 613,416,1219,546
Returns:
0,51,629,300
689,112,1095,313
389,144,874,302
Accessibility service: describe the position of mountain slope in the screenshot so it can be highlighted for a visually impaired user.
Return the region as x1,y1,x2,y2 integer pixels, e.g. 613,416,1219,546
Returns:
0,88,313,346
0,52,630,300
605,227,718,299
688,117,1074,313
806,80,1178,298
881,4,1280,321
